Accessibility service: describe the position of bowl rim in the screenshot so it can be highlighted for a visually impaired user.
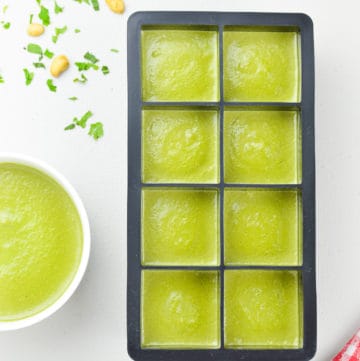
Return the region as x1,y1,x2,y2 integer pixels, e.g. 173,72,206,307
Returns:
0,152,91,331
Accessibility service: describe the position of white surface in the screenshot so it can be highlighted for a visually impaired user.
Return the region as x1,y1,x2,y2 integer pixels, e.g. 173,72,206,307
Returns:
0,153,90,331
0,0,359,360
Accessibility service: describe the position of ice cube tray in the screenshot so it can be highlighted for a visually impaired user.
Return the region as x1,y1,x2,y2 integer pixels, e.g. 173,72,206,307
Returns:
128,11,316,361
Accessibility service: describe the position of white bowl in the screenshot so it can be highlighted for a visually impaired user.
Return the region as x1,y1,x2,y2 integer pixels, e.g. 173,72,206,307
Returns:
0,153,91,331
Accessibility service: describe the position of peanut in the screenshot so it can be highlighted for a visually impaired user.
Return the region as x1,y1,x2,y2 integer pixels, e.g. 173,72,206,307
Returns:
27,23,45,37
50,55,70,78
105,0,125,14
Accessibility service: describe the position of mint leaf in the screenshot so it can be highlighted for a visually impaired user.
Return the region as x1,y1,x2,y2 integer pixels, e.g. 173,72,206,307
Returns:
38,5,50,26
88,122,104,140
46,79,57,92
23,68,34,85
54,1,64,14
84,51,99,64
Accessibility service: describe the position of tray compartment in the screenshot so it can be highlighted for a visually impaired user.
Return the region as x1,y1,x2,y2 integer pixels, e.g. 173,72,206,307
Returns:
142,107,220,184
224,188,302,266
141,188,220,266
224,270,303,349
224,107,302,184
141,270,221,349
141,26,220,102
223,26,301,102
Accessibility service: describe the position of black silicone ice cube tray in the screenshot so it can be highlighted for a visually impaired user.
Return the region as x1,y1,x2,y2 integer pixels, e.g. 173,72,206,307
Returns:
127,11,316,361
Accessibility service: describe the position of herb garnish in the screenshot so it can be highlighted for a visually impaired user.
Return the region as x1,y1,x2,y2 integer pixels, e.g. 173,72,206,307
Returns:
38,5,50,26
46,78,57,92
44,48,54,59
73,73,88,83
52,26,67,43
101,65,109,75
64,111,104,140
23,68,34,85
84,51,99,64
33,62,46,69
54,2,64,14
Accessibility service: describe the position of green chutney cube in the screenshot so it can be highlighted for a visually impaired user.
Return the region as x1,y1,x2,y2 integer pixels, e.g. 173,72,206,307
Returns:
224,270,303,349
141,27,219,101
224,109,301,184
141,270,220,348
142,108,219,183
0,163,83,321
224,189,302,266
224,29,300,102
142,188,219,266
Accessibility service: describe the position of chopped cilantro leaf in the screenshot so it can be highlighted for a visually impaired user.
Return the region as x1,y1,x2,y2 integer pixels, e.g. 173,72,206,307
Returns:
110,48,119,53
23,68,34,85
74,28,81,33
73,73,87,83
54,1,64,14
88,122,104,140
0,75,4,84
38,5,50,26
27,43,43,55
2,5,8,14
44,49,54,59
90,0,99,11
73,0,90,4
29,14,34,24
46,79,57,92
2,22,10,29
52,26,67,43
75,62,98,71
69,96,78,101
33,62,45,69
101,65,110,75
74,111,93,128
84,51,99,64
64,123,76,130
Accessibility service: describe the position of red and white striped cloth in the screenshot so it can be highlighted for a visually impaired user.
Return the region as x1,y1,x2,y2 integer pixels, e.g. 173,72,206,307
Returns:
333,330,360,361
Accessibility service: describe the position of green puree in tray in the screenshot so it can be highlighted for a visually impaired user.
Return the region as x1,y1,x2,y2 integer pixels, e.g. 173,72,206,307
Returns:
224,29,300,102
141,270,220,348
0,163,83,321
224,270,302,349
142,188,219,266
224,109,301,184
141,28,219,101
142,108,219,183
